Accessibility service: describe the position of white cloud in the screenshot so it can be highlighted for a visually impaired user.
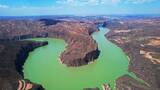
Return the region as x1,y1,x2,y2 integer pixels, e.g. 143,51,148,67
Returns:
0,4,9,8
56,0,156,6
125,0,155,4
100,0,121,5
57,0,114,6
56,0,90,6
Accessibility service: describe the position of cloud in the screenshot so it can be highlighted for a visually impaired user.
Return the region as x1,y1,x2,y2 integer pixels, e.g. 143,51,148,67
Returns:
125,0,156,4
56,0,120,6
100,0,121,5
56,0,92,6
56,0,156,6
0,4,9,8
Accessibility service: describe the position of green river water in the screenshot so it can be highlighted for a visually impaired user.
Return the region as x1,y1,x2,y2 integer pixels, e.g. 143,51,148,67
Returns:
23,27,132,90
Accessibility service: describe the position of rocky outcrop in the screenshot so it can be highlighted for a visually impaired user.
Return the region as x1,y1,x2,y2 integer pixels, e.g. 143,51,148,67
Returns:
105,17,160,90
0,20,100,67
0,40,47,90
51,22,100,66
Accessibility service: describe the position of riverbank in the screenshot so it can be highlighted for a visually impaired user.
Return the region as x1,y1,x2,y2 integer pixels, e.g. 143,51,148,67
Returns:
105,18,160,90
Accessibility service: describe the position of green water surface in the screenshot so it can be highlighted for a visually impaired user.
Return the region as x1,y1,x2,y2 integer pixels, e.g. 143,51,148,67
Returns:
23,27,131,90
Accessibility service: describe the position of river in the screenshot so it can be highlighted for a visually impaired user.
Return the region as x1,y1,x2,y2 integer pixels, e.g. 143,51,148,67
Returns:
23,27,132,90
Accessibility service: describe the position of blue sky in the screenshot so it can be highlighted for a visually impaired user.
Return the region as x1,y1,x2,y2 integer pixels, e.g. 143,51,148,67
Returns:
0,0,160,16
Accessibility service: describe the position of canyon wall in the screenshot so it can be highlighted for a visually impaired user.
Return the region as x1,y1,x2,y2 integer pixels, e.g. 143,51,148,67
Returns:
0,40,47,90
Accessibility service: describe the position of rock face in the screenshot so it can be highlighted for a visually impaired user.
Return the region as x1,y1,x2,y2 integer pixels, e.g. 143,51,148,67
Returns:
105,17,160,90
0,40,47,90
0,20,100,66
50,22,100,66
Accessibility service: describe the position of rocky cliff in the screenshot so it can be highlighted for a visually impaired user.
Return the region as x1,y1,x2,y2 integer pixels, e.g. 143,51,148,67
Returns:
48,22,100,66
0,40,47,90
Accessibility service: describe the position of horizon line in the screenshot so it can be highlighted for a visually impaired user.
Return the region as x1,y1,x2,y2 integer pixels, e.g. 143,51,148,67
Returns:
0,14,160,17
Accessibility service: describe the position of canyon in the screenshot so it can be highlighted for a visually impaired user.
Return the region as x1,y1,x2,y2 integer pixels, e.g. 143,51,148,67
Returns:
0,15,159,90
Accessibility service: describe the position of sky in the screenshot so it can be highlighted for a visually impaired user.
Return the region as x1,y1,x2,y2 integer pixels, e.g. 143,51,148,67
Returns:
0,0,160,16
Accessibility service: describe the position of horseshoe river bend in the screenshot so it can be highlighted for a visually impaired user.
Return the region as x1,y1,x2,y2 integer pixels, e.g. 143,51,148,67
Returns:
23,27,135,90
